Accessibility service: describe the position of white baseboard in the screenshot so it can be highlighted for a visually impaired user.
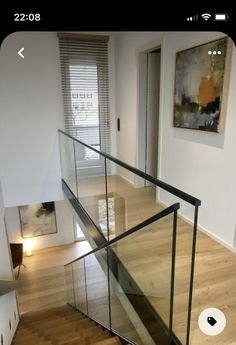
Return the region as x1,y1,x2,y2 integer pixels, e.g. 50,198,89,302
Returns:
197,223,236,254
158,197,236,254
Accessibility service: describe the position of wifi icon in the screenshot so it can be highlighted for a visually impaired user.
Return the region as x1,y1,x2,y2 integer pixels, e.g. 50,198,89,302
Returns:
201,13,211,20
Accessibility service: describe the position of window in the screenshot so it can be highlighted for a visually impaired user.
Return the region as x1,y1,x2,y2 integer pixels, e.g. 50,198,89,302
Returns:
58,33,111,164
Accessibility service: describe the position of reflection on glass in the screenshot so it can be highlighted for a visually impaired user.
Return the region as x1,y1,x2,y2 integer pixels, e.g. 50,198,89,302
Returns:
98,196,115,238
85,146,100,160
106,161,161,237
74,141,108,238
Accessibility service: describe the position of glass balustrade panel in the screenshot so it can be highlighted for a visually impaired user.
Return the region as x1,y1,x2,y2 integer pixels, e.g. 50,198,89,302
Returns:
85,248,110,328
58,132,77,197
74,141,108,239
109,212,176,344
65,264,75,307
73,259,87,314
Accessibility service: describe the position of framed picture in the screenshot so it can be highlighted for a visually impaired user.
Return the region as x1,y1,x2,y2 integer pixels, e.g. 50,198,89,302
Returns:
19,201,57,238
173,37,232,133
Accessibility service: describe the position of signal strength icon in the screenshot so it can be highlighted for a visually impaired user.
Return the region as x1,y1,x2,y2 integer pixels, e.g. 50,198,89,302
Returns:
201,13,211,21
187,14,198,21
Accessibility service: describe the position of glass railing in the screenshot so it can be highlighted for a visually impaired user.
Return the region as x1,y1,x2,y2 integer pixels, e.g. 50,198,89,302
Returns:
59,129,201,345
65,203,180,345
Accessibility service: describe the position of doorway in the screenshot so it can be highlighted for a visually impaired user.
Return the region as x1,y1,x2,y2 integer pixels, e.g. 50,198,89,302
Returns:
138,48,161,186
74,218,85,241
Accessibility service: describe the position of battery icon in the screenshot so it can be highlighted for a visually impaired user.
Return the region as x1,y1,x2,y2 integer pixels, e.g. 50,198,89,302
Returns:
214,13,229,21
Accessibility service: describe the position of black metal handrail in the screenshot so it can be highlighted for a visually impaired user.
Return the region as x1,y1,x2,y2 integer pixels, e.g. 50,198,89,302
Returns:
58,129,201,206
65,202,180,267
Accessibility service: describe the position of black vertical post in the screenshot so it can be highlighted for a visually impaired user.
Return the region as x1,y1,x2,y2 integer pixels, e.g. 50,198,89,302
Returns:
105,157,112,329
83,258,89,316
169,209,178,337
104,158,110,241
73,139,79,199
186,206,199,345
106,247,112,331
144,52,149,183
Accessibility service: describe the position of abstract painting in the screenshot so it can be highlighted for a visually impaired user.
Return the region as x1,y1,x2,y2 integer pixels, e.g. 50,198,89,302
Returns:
173,37,231,133
19,202,57,238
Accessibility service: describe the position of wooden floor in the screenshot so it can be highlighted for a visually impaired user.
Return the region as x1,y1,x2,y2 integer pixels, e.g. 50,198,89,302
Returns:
16,174,236,345
190,231,236,345
16,242,92,314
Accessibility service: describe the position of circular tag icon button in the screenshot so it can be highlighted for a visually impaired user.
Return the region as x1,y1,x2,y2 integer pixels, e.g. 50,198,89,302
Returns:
198,308,226,335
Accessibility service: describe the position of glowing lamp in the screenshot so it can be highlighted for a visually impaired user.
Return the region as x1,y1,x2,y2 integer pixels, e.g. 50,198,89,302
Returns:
24,239,33,256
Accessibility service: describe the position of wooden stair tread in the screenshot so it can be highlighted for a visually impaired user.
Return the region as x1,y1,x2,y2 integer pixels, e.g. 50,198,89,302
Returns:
21,312,82,322
30,320,98,333
20,306,78,319
93,336,122,345
13,329,42,338
14,340,52,345
21,305,70,316
37,324,101,339
13,331,50,345
63,332,111,345
50,326,108,343
39,326,108,343
21,317,90,332
14,305,122,345
23,317,94,330
62,339,86,345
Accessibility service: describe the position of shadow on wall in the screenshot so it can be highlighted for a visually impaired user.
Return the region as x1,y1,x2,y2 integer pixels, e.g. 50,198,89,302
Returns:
173,128,225,149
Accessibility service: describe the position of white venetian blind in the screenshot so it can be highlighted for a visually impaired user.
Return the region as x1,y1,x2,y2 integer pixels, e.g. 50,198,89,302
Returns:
58,33,110,155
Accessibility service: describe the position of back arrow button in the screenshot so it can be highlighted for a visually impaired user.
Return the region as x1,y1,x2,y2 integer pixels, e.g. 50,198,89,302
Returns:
18,48,24,58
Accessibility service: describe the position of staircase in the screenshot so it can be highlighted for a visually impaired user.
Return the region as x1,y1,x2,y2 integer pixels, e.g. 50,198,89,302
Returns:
13,305,123,345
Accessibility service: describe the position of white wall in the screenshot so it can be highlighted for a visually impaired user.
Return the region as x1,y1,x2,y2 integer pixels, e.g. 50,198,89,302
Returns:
0,183,13,279
0,32,64,207
5,199,75,251
115,32,236,249
0,183,19,344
